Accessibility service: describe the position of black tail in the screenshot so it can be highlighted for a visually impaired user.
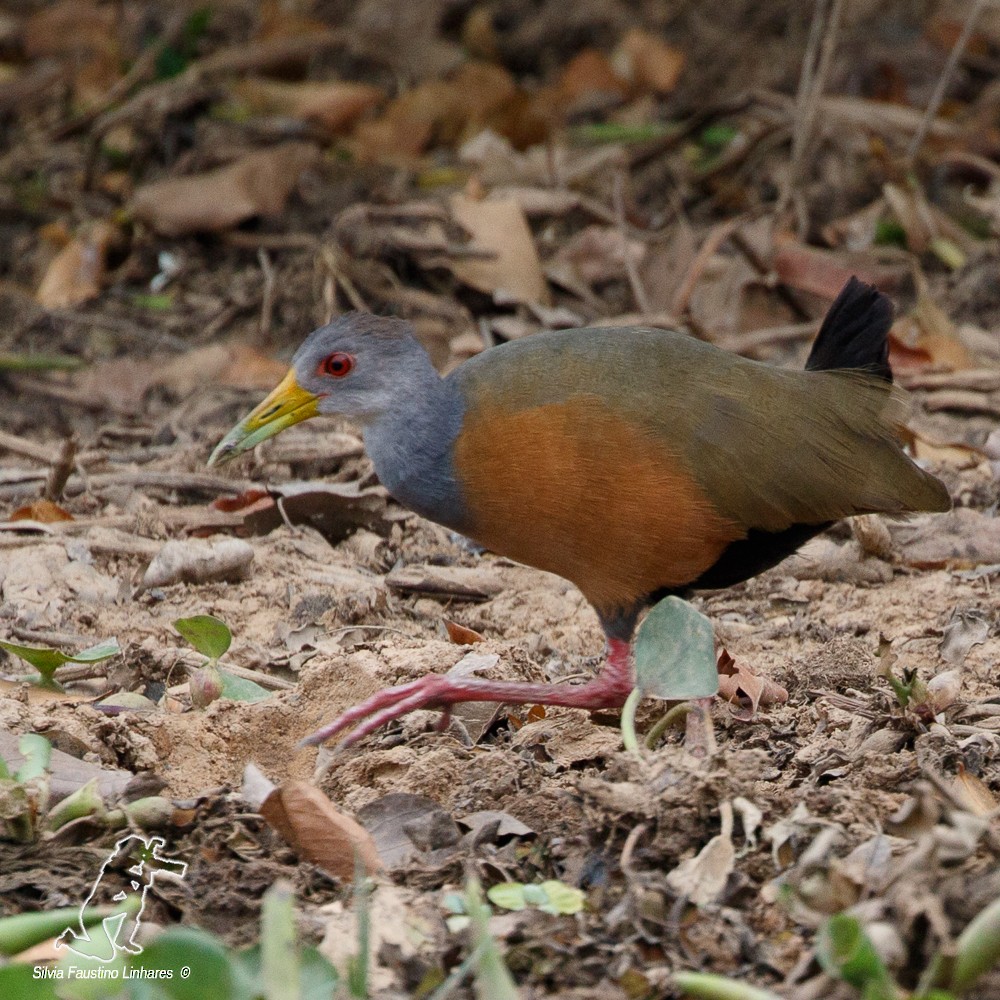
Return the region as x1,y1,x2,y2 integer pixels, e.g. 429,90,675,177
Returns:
805,277,893,383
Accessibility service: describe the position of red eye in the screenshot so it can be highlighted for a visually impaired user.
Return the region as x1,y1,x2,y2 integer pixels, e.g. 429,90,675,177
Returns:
318,352,354,378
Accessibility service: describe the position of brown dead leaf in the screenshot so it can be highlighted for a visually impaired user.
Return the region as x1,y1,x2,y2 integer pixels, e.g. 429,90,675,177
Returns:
261,780,382,880
889,276,972,373
613,28,685,95
351,62,518,161
557,49,629,110
890,508,1000,569
236,78,383,134
10,499,74,523
36,222,119,309
549,225,646,287
666,801,736,905
357,792,460,868
908,431,986,468
717,649,788,721
130,142,320,236
952,764,998,817
772,234,907,299
23,0,115,58
449,193,548,304
211,489,272,514
939,609,991,666
444,619,485,644
231,482,389,543
64,343,287,415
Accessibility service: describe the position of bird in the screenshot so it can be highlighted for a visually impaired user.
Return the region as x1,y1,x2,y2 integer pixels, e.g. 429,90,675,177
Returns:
209,278,950,748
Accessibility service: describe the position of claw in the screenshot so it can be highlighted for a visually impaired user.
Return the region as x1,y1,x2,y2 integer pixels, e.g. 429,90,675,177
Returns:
297,638,635,749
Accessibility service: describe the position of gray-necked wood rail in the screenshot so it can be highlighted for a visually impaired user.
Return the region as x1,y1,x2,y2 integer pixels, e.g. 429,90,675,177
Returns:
210,278,950,747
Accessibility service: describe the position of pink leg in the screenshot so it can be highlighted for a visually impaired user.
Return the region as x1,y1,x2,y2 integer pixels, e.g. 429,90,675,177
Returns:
299,638,634,749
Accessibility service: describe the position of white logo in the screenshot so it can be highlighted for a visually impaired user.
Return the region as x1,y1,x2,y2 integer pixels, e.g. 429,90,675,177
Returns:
54,834,187,961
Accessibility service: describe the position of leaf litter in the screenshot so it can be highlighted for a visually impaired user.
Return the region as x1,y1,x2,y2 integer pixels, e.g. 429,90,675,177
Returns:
0,0,999,996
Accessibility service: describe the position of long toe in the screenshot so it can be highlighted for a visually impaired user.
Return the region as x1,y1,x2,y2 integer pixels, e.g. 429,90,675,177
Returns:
299,674,459,748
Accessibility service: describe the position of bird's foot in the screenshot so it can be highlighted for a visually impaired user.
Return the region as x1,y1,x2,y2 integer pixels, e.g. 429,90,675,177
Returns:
300,639,634,749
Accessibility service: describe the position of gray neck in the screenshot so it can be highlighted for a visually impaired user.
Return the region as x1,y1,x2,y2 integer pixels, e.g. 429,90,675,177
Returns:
362,364,466,529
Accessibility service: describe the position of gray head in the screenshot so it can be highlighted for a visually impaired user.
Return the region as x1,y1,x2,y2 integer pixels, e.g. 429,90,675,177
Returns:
208,312,435,466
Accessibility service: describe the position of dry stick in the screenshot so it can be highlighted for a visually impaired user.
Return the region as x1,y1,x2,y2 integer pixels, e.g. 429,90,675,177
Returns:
0,430,53,465
613,172,651,315
778,0,845,231
906,0,989,165
258,249,277,338
44,436,77,501
671,214,750,317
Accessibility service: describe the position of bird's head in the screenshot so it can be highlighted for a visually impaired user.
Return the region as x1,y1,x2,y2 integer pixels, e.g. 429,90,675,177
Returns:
208,313,420,466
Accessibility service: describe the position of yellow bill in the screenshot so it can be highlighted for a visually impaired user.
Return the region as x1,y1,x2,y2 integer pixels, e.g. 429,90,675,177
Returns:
208,369,320,467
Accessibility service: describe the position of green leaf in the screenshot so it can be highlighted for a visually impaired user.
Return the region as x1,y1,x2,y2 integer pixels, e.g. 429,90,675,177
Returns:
634,596,719,700
487,882,528,911
130,293,175,311
817,914,895,997
0,962,61,999
299,948,339,999
674,971,787,999
129,927,234,1000
466,879,519,1000
16,733,51,782
174,616,232,660
949,894,1000,994
700,123,738,151
536,880,585,915
261,881,299,1000
0,905,116,956
0,638,120,683
219,670,269,703
0,352,85,373
486,880,584,915
58,950,129,999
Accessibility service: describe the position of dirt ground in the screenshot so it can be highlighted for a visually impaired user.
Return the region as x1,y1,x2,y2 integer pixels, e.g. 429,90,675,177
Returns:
1,1,1000,997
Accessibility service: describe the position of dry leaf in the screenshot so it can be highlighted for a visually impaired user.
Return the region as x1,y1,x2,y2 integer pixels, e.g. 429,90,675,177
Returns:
223,482,389,544
261,780,382,880
236,78,383,134
10,500,73,524
444,619,485,644
557,49,629,109
952,764,998,817
772,234,906,300
356,792,460,868
0,732,132,804
613,28,685,94
717,649,788,720
351,62,518,161
891,508,1000,569
549,225,646,287
130,142,320,236
939,609,991,666
889,275,972,372
449,193,548,304
666,802,736,905
36,222,118,309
